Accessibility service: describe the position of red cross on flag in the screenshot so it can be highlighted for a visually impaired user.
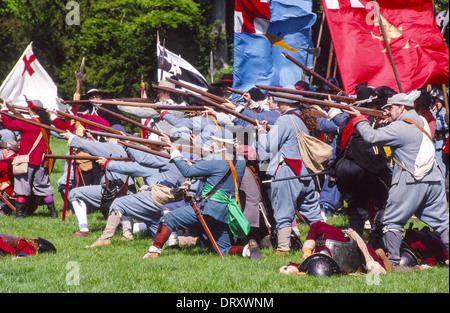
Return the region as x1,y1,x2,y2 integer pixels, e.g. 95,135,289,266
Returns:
322,0,449,95
234,0,271,34
0,42,62,111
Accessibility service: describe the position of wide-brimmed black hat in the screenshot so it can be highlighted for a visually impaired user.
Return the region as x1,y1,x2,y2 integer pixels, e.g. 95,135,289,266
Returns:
211,73,233,87
81,86,109,100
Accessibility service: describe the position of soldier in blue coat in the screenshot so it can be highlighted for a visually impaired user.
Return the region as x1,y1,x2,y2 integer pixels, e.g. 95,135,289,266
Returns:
60,130,131,238
144,129,261,260
256,86,324,255
345,91,449,266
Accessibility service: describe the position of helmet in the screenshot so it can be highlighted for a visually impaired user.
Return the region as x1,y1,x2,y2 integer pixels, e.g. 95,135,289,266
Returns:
298,253,340,277
322,77,340,92
38,237,56,253
430,88,440,98
399,248,419,267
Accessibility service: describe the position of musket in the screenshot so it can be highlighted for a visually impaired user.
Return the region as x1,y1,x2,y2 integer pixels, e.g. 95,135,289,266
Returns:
261,171,331,184
282,52,347,96
87,130,211,157
54,111,126,135
45,155,133,162
227,87,245,95
255,85,355,104
183,190,224,259
152,85,189,97
117,140,171,159
185,91,262,127
166,78,230,105
68,99,207,112
0,111,65,134
0,192,16,212
267,91,386,118
63,98,155,105
2,100,24,118
95,106,164,138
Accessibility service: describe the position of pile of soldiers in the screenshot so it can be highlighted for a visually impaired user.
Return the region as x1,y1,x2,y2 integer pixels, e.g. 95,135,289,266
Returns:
1,74,448,276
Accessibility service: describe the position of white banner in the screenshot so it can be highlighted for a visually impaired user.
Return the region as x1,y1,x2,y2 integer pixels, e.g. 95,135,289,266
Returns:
0,42,62,111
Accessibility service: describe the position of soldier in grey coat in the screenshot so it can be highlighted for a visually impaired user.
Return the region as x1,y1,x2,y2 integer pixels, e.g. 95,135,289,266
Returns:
345,91,449,266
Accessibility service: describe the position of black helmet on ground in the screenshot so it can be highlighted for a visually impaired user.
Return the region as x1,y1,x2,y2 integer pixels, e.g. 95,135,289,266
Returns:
298,253,340,277
38,237,56,253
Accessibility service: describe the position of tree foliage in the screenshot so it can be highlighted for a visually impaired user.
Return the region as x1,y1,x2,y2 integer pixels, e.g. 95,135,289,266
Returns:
0,0,225,100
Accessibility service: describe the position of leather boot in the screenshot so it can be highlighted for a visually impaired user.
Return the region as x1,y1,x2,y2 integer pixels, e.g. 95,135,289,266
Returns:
14,202,26,219
276,227,292,254
47,202,58,219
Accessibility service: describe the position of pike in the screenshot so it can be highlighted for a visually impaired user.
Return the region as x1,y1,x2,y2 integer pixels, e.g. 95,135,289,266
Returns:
45,155,133,162
255,85,355,104
267,91,386,118
63,57,86,221
282,52,347,96
208,51,216,84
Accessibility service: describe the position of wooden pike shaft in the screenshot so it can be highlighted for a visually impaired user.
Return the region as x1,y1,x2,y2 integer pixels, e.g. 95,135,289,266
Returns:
45,155,133,162
268,91,385,118
255,85,355,104
282,52,346,95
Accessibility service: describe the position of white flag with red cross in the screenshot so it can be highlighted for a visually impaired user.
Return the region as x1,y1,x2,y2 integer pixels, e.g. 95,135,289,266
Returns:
0,42,62,111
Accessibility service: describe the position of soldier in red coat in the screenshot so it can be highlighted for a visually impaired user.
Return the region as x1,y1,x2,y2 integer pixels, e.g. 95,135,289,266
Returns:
1,100,56,218
0,233,55,258
0,139,19,215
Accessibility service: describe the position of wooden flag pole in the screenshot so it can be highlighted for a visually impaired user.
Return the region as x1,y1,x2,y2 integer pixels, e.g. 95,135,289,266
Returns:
373,1,403,93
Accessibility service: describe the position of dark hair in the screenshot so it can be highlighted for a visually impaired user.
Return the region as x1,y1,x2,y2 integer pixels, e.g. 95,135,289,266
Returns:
32,107,52,126
299,105,319,133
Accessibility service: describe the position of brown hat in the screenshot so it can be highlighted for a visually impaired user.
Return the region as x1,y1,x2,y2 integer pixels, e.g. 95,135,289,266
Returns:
0,139,19,153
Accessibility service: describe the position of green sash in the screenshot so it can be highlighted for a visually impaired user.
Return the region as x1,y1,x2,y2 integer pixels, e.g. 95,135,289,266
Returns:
202,183,250,238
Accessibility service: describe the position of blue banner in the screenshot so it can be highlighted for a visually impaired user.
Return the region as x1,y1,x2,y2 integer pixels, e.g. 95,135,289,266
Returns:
233,0,317,95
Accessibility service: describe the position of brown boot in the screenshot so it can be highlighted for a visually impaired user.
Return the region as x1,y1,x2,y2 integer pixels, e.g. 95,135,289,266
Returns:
376,248,393,272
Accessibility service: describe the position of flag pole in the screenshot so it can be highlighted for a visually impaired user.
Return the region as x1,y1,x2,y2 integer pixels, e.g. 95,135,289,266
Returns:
373,1,403,93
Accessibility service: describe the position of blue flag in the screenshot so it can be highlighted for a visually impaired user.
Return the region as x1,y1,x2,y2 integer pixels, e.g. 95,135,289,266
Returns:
233,0,317,95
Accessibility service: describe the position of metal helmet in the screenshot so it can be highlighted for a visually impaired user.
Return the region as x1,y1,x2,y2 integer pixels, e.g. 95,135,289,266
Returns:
430,88,440,98
38,237,56,253
399,248,419,267
298,253,340,277
322,77,340,91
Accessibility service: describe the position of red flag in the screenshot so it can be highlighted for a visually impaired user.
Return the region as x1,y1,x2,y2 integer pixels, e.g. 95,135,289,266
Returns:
322,0,449,95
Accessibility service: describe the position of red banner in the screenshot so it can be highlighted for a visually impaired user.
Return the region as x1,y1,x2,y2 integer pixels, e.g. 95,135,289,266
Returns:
322,0,449,95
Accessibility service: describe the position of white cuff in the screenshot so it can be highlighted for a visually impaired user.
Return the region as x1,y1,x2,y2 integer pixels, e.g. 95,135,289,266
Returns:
170,149,183,160
67,134,76,146
235,105,245,113
327,108,343,120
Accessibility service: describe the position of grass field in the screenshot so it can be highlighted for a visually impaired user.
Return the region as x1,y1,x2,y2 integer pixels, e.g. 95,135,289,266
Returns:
0,137,448,296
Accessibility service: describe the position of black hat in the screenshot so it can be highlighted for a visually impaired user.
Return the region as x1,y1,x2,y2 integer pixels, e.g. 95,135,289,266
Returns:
247,87,266,101
414,91,432,109
211,73,233,87
207,86,224,98
295,81,310,91
356,87,376,101
81,86,109,100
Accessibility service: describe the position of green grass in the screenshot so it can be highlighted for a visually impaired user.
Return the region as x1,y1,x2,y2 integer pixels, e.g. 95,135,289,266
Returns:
0,137,448,294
